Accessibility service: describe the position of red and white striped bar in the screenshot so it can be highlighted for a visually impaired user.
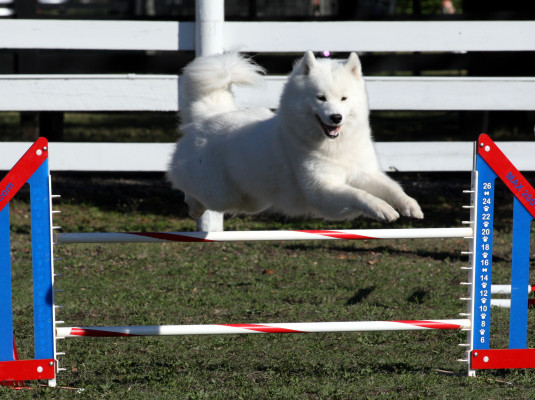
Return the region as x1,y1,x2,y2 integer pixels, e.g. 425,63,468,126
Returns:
56,227,473,244
489,285,535,308
491,284,534,295
56,319,470,338
491,299,535,308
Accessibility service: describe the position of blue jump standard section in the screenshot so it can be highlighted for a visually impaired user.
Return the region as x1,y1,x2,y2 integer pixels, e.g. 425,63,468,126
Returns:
509,198,533,349
473,148,533,352
0,204,14,361
472,155,497,350
0,159,54,363
28,160,55,360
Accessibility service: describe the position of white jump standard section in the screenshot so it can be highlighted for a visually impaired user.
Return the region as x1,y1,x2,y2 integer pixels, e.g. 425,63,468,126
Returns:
56,319,471,338
56,227,473,244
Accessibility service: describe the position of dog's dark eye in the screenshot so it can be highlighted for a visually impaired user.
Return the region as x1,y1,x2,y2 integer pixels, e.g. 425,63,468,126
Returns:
341,97,348,101
317,95,327,102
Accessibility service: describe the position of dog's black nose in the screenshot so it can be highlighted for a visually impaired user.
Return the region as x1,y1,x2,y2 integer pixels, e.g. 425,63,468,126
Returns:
330,114,342,124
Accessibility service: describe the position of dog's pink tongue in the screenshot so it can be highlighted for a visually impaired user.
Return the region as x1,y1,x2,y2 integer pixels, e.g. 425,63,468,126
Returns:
328,126,341,136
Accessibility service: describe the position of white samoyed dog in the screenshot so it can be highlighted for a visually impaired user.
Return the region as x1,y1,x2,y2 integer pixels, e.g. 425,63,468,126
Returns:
167,52,423,222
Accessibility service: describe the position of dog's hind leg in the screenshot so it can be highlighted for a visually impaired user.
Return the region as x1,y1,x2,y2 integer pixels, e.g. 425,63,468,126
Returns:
185,194,207,219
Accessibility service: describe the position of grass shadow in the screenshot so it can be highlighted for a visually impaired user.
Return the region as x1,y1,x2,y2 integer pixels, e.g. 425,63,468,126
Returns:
346,286,376,305
407,289,429,304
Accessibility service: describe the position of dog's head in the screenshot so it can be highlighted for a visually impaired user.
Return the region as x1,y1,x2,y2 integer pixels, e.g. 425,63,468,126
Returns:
280,51,369,143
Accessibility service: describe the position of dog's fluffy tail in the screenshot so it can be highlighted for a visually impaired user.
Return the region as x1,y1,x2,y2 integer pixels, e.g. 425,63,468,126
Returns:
180,52,265,125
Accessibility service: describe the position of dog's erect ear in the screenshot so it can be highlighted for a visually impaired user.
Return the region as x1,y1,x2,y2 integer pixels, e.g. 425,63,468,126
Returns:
301,51,317,76
345,52,362,78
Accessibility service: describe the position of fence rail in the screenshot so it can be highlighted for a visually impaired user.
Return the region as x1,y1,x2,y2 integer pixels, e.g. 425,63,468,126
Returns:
2,141,535,173
2,20,535,52
1,75,533,112
0,15,534,175
0,20,192,51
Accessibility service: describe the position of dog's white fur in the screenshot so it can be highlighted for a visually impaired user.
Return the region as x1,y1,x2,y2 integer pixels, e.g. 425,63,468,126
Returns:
167,52,423,222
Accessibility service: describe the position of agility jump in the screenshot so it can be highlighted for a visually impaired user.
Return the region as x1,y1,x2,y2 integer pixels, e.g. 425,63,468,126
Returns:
1,134,534,387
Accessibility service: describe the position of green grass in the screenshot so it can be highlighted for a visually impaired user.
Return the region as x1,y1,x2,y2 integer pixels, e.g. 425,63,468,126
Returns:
3,173,535,399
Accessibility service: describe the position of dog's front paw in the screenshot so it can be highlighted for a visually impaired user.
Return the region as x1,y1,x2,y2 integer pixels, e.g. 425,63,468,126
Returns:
398,196,424,219
366,200,400,223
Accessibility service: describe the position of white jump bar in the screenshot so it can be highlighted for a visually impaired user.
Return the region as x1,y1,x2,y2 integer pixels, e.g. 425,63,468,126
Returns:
56,227,473,244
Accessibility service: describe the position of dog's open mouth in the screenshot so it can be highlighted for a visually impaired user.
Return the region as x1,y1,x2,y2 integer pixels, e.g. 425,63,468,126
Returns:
315,115,341,139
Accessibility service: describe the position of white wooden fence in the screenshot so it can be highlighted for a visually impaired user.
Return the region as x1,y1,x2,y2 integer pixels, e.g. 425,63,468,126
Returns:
0,0,534,229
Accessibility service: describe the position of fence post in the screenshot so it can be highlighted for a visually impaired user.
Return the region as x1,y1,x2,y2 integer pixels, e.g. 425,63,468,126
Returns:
196,0,224,56
194,0,225,232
